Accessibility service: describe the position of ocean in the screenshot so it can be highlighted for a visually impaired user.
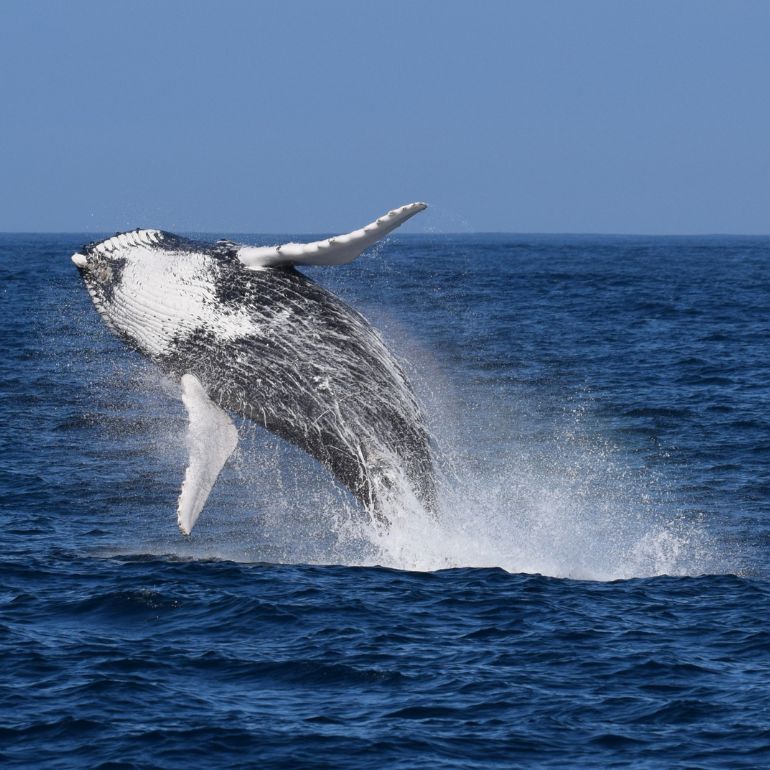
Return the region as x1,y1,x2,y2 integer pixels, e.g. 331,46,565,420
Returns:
1,232,769,768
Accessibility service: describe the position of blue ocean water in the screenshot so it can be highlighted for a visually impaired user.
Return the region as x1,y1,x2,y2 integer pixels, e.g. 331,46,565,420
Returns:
1,233,770,768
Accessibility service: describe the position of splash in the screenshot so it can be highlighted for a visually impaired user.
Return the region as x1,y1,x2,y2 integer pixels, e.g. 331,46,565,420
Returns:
339,311,722,580
322,416,717,580
136,376,722,582
363,456,717,581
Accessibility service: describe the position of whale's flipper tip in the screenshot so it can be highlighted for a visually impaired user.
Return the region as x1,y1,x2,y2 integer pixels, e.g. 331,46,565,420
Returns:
176,374,238,535
238,201,429,269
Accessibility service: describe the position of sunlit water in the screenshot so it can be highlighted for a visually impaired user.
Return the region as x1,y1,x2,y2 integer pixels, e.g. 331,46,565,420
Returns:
2,234,769,768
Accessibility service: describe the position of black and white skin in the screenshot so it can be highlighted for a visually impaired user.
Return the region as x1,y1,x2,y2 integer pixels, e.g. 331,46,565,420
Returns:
72,203,436,534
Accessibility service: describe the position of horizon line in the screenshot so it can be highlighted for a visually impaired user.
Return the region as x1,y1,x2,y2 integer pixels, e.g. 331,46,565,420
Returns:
2,230,770,238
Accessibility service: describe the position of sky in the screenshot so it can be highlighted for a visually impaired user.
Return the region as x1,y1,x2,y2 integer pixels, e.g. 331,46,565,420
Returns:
1,0,769,234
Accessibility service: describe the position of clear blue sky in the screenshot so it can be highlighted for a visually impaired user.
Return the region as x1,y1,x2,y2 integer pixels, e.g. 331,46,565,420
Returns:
1,0,769,234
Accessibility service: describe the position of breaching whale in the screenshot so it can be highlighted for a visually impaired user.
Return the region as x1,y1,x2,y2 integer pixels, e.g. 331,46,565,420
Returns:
72,203,435,534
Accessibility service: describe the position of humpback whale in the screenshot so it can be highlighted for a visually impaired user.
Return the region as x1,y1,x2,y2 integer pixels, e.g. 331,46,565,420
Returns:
72,203,435,534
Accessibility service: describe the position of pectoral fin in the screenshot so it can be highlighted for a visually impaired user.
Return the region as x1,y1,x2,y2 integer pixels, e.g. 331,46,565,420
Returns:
237,202,427,268
177,374,238,535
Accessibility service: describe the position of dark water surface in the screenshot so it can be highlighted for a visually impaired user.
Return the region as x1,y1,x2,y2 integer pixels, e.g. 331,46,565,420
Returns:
2,233,770,768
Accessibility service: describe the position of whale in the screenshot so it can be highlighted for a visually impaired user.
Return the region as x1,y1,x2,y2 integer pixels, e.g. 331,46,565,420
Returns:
71,203,435,534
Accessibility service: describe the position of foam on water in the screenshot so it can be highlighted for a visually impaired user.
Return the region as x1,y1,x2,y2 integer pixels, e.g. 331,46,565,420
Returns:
336,411,718,581
363,465,715,581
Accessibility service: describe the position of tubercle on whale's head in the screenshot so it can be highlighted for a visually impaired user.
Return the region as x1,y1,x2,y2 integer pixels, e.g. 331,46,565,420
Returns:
71,244,121,288
71,246,104,285
71,242,113,276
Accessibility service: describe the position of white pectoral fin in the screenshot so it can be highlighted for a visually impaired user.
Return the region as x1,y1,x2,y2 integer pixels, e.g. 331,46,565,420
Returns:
177,374,238,535
237,202,428,269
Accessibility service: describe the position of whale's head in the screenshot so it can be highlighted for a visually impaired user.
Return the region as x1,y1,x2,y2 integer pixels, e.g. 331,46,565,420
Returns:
71,230,174,351
73,232,173,333
71,230,229,357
